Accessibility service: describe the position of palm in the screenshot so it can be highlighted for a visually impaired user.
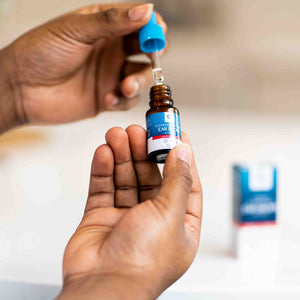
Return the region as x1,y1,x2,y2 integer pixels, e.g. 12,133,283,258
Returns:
64,203,192,277
64,205,160,276
62,126,202,289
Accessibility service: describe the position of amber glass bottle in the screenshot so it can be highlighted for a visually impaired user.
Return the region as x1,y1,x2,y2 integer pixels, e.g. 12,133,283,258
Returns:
146,84,182,163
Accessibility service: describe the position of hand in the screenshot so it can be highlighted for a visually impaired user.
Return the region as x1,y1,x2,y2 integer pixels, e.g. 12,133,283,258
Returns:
0,3,166,130
57,125,202,300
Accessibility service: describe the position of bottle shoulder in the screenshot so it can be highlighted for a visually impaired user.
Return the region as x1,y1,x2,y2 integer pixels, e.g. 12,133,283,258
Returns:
146,106,179,117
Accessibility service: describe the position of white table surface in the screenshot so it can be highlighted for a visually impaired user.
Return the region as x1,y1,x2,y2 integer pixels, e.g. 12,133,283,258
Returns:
1,105,300,299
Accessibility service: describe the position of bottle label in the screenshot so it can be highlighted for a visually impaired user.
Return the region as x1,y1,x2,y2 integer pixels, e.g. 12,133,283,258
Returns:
146,112,182,154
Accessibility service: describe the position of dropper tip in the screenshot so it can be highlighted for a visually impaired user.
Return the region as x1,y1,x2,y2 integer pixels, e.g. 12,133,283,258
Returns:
150,49,164,85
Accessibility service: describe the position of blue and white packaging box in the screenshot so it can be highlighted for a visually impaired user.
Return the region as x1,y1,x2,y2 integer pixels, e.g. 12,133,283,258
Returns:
232,164,279,259
233,164,277,226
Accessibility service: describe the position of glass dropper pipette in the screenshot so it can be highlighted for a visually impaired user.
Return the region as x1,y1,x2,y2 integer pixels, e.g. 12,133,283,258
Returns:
150,43,164,85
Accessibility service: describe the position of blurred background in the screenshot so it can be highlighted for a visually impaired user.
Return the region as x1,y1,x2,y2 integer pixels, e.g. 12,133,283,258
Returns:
1,0,300,299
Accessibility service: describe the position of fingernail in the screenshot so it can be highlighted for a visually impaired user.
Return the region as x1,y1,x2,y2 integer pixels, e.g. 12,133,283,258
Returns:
128,80,139,98
128,4,153,22
111,97,119,106
176,144,192,166
106,92,119,107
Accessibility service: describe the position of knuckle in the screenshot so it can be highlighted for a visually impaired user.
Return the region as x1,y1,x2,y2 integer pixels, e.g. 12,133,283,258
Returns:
100,8,119,25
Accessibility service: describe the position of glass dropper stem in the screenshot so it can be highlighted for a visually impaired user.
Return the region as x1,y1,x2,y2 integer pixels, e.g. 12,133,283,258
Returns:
150,49,164,85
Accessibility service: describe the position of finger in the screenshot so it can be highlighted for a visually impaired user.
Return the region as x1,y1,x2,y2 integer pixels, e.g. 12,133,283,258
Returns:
120,62,152,98
102,62,152,111
123,32,143,56
105,127,138,208
74,3,167,34
74,3,150,15
76,4,167,33
181,132,202,220
155,143,193,219
102,91,140,111
56,4,153,44
85,144,115,213
126,125,162,201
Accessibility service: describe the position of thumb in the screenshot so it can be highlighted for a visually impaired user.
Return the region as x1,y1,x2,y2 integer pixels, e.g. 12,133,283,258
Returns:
57,4,153,44
155,143,193,216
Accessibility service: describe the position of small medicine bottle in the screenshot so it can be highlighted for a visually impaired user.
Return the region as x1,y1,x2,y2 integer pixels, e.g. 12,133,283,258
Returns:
146,84,182,163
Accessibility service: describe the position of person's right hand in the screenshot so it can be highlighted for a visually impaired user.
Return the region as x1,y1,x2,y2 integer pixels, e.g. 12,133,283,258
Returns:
57,125,202,300
0,3,166,129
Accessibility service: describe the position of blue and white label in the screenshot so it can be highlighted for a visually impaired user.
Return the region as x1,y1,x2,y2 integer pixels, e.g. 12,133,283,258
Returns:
233,164,277,225
146,112,182,154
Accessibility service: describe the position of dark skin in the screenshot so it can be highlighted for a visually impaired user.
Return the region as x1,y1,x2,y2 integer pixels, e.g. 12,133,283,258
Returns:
0,3,203,299
57,125,202,300
0,3,166,130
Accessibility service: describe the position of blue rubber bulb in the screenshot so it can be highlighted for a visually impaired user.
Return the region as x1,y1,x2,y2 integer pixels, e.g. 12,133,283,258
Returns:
139,12,166,53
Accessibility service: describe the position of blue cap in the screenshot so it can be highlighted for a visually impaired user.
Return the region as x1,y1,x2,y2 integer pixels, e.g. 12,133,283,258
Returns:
139,12,166,53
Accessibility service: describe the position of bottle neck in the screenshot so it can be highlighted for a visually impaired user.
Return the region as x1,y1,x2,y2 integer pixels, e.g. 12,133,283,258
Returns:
149,84,173,108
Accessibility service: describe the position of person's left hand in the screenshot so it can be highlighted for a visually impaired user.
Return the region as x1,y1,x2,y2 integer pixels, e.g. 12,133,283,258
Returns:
57,125,202,300
0,3,166,126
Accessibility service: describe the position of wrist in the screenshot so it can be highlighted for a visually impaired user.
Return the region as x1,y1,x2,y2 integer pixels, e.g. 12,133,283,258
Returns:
57,271,160,300
0,47,25,133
